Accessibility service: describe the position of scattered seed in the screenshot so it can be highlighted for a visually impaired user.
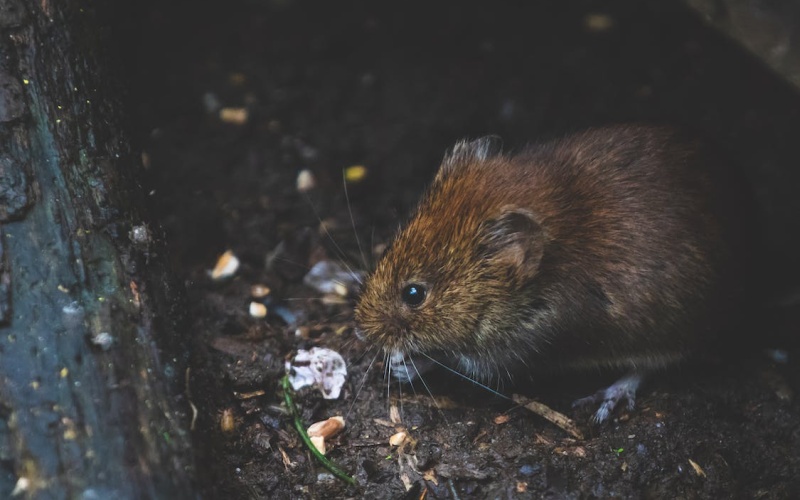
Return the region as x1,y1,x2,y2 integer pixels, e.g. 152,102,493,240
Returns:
296,169,316,192
210,250,240,280
307,416,345,439
344,165,367,183
584,13,614,32
389,431,407,447
220,409,236,433
249,301,267,318
250,284,271,298
310,435,326,455
219,107,248,125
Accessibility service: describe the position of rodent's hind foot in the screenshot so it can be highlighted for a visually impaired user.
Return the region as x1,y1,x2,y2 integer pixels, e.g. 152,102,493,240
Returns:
572,373,642,423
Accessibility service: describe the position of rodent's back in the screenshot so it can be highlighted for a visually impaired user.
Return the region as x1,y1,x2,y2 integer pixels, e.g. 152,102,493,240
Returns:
355,125,747,377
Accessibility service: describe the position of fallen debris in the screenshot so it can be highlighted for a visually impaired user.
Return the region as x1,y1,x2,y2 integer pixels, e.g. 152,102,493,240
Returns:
512,394,585,440
285,347,347,399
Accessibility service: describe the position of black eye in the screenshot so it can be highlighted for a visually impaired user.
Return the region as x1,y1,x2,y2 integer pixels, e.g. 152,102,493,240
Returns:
401,283,427,307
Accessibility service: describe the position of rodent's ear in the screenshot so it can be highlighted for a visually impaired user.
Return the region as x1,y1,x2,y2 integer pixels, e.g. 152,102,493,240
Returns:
438,136,503,177
479,208,544,280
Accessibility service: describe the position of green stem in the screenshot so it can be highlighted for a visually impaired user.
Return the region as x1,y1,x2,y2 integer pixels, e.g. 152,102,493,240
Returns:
280,375,357,486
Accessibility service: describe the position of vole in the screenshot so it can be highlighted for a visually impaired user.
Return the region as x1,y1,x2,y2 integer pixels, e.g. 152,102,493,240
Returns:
355,125,748,422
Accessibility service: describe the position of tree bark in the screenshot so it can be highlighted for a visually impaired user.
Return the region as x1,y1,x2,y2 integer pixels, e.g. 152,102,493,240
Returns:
0,1,195,497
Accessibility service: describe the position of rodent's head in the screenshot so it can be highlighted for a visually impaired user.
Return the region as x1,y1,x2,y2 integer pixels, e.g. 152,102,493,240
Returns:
355,139,547,374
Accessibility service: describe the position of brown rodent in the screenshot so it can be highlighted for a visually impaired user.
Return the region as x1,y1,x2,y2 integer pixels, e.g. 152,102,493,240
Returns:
355,125,748,421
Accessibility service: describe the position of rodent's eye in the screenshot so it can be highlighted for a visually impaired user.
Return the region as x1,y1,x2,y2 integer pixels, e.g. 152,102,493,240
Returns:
401,283,427,307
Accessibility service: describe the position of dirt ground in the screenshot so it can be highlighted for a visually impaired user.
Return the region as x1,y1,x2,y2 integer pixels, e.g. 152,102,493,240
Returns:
117,0,800,497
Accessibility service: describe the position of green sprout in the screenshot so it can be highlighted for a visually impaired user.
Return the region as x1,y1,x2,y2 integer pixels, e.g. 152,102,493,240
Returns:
280,375,356,486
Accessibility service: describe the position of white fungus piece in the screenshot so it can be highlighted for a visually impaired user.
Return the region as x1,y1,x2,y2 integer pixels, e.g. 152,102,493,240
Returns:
210,250,240,280
302,260,363,297
285,347,347,399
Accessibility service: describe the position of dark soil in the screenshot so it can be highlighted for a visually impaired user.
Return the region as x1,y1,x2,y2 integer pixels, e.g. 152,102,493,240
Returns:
117,0,800,497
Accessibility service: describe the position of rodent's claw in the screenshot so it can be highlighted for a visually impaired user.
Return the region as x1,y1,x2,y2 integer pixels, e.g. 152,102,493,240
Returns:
573,373,642,424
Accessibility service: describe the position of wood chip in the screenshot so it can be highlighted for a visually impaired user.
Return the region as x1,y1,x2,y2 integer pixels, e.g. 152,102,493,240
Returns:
512,394,584,440
234,389,265,399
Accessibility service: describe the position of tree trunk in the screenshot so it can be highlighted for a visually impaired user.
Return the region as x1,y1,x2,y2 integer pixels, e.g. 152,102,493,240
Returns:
0,1,195,497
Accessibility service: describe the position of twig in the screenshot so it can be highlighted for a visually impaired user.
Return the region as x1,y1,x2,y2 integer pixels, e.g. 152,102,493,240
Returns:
512,394,584,440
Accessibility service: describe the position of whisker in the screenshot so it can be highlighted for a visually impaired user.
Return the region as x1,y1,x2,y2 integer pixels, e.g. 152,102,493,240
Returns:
385,352,392,403
369,225,376,269
272,257,312,271
302,192,362,284
346,348,381,421
401,357,418,399
342,170,368,272
396,373,404,423
408,356,449,425
419,352,511,400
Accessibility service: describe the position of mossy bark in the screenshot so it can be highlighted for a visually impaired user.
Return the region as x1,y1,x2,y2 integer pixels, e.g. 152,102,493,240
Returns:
0,0,195,497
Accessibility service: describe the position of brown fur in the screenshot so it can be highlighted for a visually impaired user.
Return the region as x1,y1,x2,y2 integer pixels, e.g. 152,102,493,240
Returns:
355,125,747,381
